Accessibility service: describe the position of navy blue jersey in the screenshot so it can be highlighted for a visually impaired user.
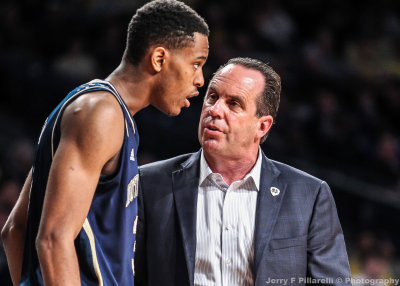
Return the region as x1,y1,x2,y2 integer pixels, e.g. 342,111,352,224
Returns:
20,80,139,285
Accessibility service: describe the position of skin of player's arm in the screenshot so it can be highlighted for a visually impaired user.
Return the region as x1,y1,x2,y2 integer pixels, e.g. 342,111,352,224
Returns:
35,92,125,286
1,169,32,286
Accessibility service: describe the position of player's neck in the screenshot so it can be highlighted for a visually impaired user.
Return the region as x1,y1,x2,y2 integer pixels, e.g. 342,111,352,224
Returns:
106,61,153,116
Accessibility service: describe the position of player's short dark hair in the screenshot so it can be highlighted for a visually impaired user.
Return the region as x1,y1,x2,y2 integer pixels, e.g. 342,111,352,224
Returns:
126,0,209,65
214,57,281,143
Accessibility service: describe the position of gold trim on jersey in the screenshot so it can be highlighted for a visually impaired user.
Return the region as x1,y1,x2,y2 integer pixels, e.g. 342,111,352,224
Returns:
38,118,48,144
133,216,138,235
120,99,136,135
83,218,104,286
125,120,129,137
92,79,136,135
50,89,88,157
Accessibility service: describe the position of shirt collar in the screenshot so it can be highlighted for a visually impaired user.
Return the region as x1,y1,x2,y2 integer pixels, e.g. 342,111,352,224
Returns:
199,148,262,191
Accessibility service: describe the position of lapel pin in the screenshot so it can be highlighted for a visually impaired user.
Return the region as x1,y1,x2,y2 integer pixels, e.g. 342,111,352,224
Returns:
270,187,280,196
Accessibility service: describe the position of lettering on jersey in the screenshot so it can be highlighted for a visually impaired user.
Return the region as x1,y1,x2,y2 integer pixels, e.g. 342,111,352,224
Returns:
130,148,135,161
131,258,135,276
126,174,139,208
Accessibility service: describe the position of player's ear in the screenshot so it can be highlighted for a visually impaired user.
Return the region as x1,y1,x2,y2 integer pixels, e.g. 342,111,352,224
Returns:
151,47,168,72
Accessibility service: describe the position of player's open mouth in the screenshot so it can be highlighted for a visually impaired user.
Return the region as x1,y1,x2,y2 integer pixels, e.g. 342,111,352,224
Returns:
189,91,199,98
185,92,199,107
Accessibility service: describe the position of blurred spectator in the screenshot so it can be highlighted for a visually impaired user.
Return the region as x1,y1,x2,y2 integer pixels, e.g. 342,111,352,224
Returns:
303,27,351,82
353,254,392,286
374,132,400,189
252,0,296,51
4,139,34,184
53,38,97,82
351,232,396,286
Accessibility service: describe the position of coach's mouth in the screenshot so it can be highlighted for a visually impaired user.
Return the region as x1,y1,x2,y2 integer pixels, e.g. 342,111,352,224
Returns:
204,123,224,136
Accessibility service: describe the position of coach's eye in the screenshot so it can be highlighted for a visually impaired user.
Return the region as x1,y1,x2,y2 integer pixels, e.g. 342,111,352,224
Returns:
207,93,218,102
194,63,200,69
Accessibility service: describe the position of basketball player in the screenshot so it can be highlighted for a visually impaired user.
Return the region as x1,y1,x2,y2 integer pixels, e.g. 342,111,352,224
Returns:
1,0,209,285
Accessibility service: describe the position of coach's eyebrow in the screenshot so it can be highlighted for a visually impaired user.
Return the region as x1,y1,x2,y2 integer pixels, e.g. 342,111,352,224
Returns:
227,94,246,105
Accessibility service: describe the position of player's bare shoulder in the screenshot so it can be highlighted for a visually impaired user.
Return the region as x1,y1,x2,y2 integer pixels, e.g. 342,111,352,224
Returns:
65,89,124,120
60,90,126,158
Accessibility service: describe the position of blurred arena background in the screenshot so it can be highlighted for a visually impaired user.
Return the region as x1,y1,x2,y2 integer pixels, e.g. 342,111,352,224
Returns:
0,0,399,284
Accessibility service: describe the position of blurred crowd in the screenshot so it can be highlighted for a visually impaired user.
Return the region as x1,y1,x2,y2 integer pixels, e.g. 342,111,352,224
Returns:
1,0,399,284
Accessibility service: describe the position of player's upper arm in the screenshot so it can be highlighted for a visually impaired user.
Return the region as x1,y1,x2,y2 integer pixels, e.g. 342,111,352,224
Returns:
59,91,125,174
37,91,125,240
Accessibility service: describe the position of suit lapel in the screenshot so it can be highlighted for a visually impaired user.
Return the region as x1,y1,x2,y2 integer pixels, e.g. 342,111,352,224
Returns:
172,151,201,286
172,150,284,282
253,152,284,276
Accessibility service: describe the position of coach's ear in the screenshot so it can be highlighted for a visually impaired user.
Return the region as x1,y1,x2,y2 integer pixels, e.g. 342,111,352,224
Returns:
151,47,168,73
256,115,273,141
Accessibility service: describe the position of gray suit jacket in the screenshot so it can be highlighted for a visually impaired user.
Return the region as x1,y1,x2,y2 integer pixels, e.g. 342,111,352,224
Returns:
135,150,351,286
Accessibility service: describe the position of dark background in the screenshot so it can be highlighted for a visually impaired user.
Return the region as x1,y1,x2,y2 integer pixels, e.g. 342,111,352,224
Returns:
1,0,399,283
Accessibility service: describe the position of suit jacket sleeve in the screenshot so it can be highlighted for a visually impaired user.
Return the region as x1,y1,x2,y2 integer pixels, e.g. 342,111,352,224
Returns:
306,181,351,285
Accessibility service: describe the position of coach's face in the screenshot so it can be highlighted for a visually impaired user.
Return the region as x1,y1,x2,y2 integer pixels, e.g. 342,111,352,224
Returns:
198,64,273,160
151,33,208,116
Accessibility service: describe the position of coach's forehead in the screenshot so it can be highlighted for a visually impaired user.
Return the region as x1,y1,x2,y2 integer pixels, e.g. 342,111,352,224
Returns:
209,64,265,96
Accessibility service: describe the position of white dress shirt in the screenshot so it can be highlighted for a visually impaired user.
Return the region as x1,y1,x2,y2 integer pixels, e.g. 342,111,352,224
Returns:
194,149,262,286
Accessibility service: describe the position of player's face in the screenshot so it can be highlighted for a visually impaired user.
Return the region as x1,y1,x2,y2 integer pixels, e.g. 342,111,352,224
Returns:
153,33,209,116
198,64,272,160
